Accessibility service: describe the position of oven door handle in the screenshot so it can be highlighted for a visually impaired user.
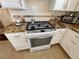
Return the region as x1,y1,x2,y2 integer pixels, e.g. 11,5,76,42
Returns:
32,36,53,39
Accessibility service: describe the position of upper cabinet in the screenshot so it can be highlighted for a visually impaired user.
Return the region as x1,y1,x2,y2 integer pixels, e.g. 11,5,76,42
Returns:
50,0,66,11
26,0,50,10
50,0,79,11
1,0,50,10
65,0,79,11
1,0,79,11
1,0,27,9
74,1,79,11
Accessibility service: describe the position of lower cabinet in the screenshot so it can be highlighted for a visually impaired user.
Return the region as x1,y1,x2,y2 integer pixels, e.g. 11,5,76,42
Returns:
5,32,29,51
60,29,79,59
51,29,66,45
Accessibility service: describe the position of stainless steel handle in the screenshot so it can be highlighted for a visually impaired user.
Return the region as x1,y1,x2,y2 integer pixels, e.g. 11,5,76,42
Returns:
14,35,20,37
66,46,70,51
34,36,52,39
71,40,77,45
75,35,79,39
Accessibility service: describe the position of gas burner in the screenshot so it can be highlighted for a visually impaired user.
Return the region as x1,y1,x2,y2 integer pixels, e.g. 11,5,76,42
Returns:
26,21,55,33
40,30,45,32
37,24,41,27
31,26,35,29
45,25,49,28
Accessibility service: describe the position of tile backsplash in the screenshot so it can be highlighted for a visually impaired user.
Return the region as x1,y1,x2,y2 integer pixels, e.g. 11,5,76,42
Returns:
9,9,67,22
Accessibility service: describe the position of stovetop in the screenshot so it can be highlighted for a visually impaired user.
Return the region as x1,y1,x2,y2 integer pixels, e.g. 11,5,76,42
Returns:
27,21,54,30
26,21,55,33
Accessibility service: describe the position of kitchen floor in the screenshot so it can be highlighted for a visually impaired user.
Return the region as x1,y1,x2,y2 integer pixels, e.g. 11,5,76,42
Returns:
0,40,70,59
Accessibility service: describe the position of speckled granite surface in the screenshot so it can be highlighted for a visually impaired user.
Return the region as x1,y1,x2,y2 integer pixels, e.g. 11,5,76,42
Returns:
0,21,79,34
64,23,79,33
3,21,65,34
2,22,27,34
49,21,79,33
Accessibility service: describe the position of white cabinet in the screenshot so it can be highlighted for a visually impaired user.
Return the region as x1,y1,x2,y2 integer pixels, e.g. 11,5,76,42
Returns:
51,29,66,45
5,32,29,51
65,0,79,11
0,9,12,27
60,29,79,59
50,0,66,11
75,1,79,11
1,0,25,9
50,0,79,11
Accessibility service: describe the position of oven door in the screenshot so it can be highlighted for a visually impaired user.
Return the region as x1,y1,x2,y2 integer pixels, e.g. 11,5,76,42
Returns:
28,36,52,52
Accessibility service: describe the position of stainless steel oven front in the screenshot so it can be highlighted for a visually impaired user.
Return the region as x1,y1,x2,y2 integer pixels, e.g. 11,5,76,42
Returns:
29,36,52,52
30,36,52,47
27,32,53,52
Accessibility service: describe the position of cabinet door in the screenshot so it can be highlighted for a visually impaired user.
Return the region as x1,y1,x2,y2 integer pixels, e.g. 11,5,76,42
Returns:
51,29,66,44
51,33,63,44
51,0,66,11
68,33,79,59
1,0,22,8
66,0,79,11
75,1,79,11
60,29,79,59
5,32,29,51
59,30,75,58
59,30,70,50
67,38,79,59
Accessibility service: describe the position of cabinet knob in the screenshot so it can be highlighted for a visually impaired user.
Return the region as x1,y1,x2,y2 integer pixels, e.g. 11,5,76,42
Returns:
66,46,70,51
71,40,77,45
75,35,79,39
15,35,20,37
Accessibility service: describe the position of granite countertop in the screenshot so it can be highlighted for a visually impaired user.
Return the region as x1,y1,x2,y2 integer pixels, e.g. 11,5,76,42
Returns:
63,23,79,33
3,23,27,33
3,21,65,34
49,21,79,33
0,21,79,34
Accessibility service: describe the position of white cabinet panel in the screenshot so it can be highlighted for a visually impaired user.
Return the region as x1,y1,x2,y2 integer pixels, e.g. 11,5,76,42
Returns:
54,0,65,10
1,0,23,9
51,29,66,44
5,32,29,51
60,29,79,59
50,0,66,11
67,38,79,59
66,0,79,11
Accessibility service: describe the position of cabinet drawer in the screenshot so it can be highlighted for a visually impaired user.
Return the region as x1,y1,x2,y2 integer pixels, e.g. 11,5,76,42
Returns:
69,34,79,46
68,39,79,59
54,29,66,33
73,34,79,41
5,32,29,50
5,32,26,38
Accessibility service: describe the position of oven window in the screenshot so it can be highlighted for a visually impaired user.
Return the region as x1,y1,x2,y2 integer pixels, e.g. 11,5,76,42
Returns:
30,37,52,47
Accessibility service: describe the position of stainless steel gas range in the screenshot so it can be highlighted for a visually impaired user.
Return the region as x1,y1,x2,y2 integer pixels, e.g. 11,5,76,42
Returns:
26,21,55,52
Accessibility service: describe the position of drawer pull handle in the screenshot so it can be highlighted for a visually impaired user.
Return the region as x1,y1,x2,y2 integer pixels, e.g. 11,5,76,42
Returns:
71,40,77,45
66,47,70,50
15,36,20,37
75,35,79,39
